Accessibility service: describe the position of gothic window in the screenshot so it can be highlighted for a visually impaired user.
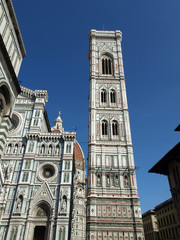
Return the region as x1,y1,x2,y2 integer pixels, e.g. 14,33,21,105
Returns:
25,160,31,169
35,110,40,117
22,172,28,182
28,142,34,152
101,89,106,103
101,120,108,136
112,121,118,136
64,173,69,182
33,119,38,126
66,143,71,153
67,173,69,182
102,55,113,75
65,161,70,170
110,89,116,104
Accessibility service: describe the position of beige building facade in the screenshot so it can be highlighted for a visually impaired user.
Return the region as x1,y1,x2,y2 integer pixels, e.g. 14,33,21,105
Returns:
142,210,159,240
142,198,180,240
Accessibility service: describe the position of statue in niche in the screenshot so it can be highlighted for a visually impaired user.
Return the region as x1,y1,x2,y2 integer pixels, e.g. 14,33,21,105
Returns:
48,145,52,154
56,145,60,154
115,175,119,186
20,145,25,153
7,144,11,154
5,163,13,180
16,195,23,212
97,174,101,185
14,145,18,153
106,175,110,185
124,174,129,186
61,197,67,212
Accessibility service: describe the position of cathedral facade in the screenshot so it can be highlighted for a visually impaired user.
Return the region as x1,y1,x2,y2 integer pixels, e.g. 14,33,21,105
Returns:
87,30,144,240
0,86,86,240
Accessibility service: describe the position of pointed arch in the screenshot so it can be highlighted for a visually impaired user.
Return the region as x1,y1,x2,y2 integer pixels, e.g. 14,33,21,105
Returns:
100,54,113,75
112,120,118,136
101,120,108,136
110,89,116,104
100,89,107,103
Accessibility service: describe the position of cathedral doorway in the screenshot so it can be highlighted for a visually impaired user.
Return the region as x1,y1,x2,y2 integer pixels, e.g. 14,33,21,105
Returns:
33,226,46,240
30,202,51,240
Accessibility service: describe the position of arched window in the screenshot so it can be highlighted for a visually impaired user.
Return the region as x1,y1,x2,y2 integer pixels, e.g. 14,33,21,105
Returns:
110,89,116,104
101,120,108,136
66,143,71,153
101,89,106,103
102,55,113,75
112,121,118,136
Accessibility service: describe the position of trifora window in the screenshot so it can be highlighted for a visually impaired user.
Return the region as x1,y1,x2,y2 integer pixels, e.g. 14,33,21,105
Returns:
102,55,112,75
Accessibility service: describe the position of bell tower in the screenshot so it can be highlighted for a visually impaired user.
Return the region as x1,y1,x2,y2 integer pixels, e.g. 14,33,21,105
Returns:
87,30,144,240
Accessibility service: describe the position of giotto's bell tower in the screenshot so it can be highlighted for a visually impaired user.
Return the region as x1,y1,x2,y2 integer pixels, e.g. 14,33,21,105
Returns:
87,30,144,240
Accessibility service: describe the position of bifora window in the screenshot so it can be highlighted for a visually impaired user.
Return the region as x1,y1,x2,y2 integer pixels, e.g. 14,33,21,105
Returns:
102,120,108,136
110,89,116,104
112,121,118,136
102,55,112,75
101,89,106,103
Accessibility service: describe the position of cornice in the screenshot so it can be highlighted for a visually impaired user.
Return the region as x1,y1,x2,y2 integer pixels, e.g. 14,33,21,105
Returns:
89,29,122,41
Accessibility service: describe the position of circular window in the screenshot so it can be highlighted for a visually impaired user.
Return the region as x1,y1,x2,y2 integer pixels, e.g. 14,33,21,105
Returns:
9,113,21,132
38,163,57,182
43,166,55,178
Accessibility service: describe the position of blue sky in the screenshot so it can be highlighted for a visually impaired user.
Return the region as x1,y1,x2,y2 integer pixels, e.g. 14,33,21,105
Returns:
13,0,180,213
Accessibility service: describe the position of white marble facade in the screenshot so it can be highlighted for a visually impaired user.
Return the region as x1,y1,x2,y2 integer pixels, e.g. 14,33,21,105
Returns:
0,86,86,240
87,30,144,240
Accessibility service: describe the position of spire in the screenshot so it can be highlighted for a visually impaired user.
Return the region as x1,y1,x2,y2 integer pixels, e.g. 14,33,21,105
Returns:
51,111,64,133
